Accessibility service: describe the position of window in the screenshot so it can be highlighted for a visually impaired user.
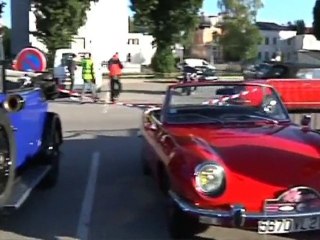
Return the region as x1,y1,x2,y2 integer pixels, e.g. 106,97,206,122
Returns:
264,52,269,61
258,52,261,59
273,37,277,45
265,37,269,45
127,38,140,45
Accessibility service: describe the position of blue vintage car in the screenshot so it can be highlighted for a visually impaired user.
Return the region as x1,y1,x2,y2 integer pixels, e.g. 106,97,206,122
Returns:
0,64,63,211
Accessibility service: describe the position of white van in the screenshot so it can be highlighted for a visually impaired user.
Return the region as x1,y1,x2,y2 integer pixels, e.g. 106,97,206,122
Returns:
178,58,216,70
53,48,103,91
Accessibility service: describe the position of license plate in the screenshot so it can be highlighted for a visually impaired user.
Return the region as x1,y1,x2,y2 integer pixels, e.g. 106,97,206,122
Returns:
258,217,320,234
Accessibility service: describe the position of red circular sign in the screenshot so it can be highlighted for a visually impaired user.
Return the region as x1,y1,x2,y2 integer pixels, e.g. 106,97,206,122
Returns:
14,47,47,72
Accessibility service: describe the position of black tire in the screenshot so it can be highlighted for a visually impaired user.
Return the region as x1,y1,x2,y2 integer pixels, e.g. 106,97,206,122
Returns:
37,113,62,189
141,137,151,175
162,174,207,239
0,109,16,205
167,199,201,239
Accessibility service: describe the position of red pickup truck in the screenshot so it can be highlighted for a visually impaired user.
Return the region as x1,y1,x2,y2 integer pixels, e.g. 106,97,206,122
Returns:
245,62,320,111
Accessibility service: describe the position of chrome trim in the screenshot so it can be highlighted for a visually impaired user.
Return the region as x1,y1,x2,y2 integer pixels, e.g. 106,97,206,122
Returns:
169,190,320,228
194,161,225,195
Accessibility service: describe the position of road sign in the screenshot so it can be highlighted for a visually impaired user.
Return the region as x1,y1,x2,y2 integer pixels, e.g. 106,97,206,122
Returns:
15,47,47,72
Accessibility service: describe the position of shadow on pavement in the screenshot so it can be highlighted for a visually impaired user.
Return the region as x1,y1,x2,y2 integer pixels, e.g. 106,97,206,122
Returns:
122,89,166,95
0,128,169,240
0,128,319,240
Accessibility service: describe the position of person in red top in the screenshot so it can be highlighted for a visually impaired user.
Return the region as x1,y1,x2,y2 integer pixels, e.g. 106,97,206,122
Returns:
108,52,124,103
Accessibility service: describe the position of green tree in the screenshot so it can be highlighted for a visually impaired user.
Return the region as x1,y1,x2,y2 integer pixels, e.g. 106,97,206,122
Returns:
130,0,203,73
218,0,263,62
3,26,11,58
0,1,5,18
31,0,98,66
295,20,305,35
313,0,320,40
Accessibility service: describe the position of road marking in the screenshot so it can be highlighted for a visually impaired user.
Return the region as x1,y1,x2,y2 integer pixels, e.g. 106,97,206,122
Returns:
76,151,100,240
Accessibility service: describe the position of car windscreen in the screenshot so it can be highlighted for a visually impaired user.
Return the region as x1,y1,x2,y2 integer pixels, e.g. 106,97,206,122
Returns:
166,84,290,124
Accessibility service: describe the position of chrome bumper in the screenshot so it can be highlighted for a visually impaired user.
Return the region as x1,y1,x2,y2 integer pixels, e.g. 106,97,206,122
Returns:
169,191,320,228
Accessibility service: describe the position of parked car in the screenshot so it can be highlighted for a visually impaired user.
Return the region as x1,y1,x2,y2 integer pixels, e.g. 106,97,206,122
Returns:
247,62,320,111
176,65,218,82
177,58,216,71
0,64,63,211
243,62,273,80
140,81,320,238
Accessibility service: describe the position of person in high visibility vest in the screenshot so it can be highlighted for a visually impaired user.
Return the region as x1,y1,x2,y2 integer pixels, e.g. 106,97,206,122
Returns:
81,53,98,103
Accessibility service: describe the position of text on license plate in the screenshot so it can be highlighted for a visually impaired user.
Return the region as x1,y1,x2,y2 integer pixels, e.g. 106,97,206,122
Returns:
258,217,320,234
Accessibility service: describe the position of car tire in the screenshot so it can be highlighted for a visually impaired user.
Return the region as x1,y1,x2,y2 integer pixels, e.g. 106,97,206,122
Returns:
38,129,60,189
162,174,207,239
37,113,62,189
167,199,200,239
141,137,151,175
0,109,16,205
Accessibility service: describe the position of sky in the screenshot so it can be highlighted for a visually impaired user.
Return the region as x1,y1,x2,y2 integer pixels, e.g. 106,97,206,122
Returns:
1,0,315,28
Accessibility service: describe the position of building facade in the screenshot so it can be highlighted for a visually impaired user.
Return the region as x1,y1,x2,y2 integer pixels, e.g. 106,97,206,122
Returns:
280,34,320,64
126,33,155,65
11,0,129,63
256,22,296,62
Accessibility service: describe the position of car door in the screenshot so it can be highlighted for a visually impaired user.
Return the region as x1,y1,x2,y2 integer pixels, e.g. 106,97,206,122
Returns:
8,88,47,167
306,68,320,107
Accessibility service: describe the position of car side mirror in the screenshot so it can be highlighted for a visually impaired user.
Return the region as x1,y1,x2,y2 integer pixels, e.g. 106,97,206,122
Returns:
301,114,311,127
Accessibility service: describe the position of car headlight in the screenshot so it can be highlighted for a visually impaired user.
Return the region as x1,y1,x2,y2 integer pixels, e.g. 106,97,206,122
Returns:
194,162,225,196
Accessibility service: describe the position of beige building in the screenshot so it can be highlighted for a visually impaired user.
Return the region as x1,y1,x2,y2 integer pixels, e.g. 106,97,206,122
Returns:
189,14,224,63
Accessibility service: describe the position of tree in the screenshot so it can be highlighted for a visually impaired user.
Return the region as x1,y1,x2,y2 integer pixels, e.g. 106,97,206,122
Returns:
3,26,11,58
217,0,263,62
0,1,5,18
295,20,305,35
313,0,320,40
130,0,203,73
31,0,98,66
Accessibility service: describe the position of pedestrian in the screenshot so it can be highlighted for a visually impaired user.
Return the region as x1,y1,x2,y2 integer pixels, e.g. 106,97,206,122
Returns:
66,53,77,92
80,53,98,103
108,52,124,103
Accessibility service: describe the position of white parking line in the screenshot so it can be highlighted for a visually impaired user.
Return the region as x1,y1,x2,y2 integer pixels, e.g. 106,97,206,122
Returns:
76,151,100,240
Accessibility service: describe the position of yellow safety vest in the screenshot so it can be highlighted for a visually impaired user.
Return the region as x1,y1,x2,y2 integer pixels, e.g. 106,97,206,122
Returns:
82,59,94,81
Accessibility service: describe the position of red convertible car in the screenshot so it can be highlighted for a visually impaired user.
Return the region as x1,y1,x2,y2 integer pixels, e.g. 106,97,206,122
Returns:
247,63,320,111
140,81,320,238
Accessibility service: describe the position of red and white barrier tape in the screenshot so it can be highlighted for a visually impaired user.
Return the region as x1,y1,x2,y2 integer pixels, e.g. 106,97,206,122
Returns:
202,88,258,105
58,88,81,97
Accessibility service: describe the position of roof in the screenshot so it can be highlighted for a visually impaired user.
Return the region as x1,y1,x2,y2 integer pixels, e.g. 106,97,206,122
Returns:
256,22,295,31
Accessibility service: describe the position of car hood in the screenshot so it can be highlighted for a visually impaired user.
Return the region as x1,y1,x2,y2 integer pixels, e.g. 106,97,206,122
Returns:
167,123,320,210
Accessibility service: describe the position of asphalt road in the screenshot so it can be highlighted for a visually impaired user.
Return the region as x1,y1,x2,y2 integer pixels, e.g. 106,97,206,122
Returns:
0,80,320,240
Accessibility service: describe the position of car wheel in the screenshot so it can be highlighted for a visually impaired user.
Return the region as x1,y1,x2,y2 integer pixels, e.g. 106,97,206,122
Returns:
162,174,207,239
141,137,151,175
167,198,200,239
0,109,16,205
38,124,61,189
